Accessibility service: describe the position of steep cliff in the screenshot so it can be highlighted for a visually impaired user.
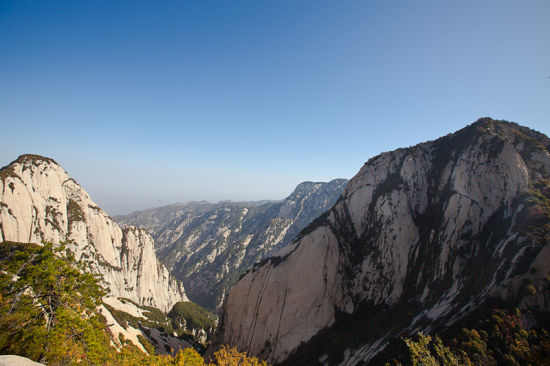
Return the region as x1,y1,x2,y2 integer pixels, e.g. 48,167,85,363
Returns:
117,180,348,312
0,155,187,312
215,118,550,364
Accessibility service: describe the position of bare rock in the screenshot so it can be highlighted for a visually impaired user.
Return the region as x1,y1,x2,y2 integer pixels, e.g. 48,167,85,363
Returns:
0,155,187,312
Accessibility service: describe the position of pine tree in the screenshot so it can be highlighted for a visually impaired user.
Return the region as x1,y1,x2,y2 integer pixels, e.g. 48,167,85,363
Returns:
0,242,112,364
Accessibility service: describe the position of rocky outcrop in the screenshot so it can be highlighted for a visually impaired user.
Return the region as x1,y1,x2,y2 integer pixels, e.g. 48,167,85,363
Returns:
0,155,187,312
215,119,550,364
117,179,348,312
100,296,193,355
0,355,43,366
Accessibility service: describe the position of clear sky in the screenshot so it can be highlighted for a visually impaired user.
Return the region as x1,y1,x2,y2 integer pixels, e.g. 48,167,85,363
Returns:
1,1,549,215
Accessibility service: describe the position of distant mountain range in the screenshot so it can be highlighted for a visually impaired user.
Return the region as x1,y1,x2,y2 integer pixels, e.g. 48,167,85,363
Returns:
115,179,348,312
114,200,276,238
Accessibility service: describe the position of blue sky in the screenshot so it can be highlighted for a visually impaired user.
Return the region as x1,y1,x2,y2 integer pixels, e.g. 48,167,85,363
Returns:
1,1,549,215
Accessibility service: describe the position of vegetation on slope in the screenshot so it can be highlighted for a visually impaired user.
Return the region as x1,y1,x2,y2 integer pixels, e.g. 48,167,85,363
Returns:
103,301,173,334
403,332,471,366
0,241,110,364
168,301,217,339
114,344,268,366
104,298,216,347
378,304,550,365
0,241,267,365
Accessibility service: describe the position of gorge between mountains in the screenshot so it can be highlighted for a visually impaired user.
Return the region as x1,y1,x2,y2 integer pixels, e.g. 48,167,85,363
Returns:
1,118,549,365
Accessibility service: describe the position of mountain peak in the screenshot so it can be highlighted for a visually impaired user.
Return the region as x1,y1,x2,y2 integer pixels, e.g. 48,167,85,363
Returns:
1,154,65,185
461,117,549,149
0,154,187,312
5,154,59,169
216,119,550,364
289,179,348,197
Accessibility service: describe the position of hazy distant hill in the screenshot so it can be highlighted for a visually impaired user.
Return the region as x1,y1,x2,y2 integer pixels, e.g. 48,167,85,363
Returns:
114,200,276,238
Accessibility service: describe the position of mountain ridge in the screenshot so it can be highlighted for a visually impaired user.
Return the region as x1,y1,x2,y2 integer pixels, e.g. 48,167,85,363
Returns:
114,200,279,237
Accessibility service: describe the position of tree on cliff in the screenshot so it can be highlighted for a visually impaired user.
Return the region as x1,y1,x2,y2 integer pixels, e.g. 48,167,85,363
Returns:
0,241,112,364
0,241,270,365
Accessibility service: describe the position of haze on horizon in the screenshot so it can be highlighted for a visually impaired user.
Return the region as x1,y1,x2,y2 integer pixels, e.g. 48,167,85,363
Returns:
1,0,549,215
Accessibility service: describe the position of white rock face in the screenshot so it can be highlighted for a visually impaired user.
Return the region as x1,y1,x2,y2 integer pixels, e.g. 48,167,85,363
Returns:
216,119,550,364
0,155,187,312
222,227,343,362
0,355,43,366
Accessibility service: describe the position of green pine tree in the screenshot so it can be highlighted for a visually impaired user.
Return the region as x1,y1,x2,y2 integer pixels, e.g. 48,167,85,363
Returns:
0,241,112,364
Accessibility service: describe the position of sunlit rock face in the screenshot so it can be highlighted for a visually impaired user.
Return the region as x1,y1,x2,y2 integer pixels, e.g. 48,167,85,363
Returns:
215,119,550,364
0,355,44,366
116,179,348,312
0,155,187,312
